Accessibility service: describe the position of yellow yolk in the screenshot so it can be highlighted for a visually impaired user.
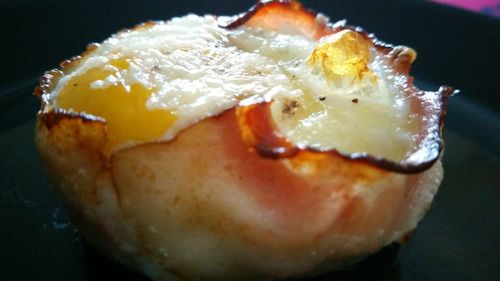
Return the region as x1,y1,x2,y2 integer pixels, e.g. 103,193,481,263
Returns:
56,58,175,152
307,29,375,83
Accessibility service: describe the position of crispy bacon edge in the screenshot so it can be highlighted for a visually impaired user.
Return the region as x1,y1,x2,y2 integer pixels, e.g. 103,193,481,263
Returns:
222,0,456,174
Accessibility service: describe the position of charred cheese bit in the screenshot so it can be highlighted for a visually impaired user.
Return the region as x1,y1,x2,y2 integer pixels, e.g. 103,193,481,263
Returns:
56,58,175,151
307,29,375,84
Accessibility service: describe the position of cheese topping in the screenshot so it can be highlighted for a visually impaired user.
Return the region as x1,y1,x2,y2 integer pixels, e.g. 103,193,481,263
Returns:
50,15,417,160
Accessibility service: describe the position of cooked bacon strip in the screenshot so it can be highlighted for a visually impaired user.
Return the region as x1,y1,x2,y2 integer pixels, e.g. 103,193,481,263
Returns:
225,0,455,174
223,0,335,40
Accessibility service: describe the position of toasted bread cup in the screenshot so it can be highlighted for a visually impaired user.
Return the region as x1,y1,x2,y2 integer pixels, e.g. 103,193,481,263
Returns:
35,1,453,280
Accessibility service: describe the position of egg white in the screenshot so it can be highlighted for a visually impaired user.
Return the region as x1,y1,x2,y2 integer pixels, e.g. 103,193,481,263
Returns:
50,14,414,160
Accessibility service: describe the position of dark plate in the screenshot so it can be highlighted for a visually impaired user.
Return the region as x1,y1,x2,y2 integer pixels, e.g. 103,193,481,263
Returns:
0,1,499,281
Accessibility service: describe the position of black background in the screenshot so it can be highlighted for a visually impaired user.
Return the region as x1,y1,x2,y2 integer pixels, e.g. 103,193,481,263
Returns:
0,1,499,281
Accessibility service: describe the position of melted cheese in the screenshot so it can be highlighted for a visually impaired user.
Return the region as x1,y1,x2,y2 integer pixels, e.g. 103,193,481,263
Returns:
50,15,417,160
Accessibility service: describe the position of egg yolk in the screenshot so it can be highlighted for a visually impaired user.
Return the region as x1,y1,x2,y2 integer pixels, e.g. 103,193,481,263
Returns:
56,58,175,152
307,29,375,83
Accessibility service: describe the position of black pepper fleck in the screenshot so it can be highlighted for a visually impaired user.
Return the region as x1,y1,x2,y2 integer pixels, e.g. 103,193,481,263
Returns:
352,98,359,103
283,100,299,116
319,96,326,101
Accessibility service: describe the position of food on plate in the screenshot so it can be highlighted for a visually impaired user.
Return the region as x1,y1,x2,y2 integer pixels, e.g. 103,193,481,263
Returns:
34,1,454,280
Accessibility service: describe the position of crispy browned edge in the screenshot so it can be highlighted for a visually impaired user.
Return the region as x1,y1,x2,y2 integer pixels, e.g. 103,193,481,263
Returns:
34,0,456,174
